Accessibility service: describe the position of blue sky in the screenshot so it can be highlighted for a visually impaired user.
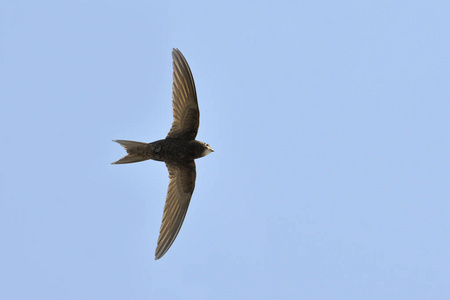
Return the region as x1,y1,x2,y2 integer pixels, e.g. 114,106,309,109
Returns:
1,1,449,299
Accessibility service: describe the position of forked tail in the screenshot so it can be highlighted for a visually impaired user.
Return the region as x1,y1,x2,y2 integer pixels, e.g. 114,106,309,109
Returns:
112,140,150,164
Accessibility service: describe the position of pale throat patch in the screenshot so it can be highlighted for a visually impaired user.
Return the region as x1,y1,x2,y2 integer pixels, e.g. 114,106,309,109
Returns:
201,147,214,157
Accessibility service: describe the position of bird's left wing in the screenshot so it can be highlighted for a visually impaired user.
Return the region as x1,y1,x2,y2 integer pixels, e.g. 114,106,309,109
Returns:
155,161,196,259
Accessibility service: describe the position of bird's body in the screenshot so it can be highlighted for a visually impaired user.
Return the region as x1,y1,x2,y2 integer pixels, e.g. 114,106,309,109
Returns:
115,139,211,163
112,49,213,260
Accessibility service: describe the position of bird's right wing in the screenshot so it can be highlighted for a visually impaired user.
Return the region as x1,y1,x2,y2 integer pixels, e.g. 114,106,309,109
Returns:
166,49,199,141
155,161,196,259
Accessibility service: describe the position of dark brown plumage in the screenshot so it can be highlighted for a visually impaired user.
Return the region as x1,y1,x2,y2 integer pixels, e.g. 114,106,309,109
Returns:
112,48,213,260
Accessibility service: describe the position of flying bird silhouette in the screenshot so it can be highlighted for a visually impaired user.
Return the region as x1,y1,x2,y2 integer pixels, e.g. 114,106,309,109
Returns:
112,48,213,260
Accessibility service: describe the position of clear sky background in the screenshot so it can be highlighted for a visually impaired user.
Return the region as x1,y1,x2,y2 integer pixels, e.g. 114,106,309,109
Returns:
1,1,449,299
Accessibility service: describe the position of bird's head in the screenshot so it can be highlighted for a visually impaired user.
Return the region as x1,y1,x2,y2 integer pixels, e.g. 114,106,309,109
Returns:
200,142,214,157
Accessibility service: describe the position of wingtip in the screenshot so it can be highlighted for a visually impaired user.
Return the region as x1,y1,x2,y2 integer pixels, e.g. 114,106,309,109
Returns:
172,48,183,57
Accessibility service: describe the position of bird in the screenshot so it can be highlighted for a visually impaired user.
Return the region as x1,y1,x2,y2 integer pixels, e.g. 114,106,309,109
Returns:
112,48,213,260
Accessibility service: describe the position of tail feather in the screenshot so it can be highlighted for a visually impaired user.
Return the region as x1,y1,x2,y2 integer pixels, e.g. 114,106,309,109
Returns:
112,140,150,164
